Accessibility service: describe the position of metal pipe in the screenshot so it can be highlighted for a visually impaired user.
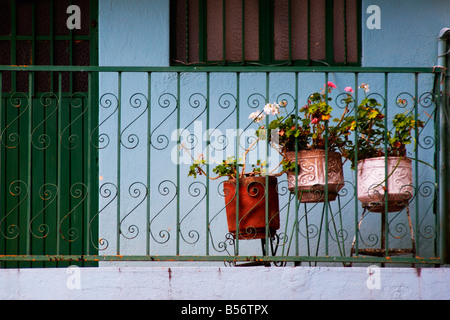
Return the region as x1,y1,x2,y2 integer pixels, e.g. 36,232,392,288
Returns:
438,28,450,67
437,28,450,263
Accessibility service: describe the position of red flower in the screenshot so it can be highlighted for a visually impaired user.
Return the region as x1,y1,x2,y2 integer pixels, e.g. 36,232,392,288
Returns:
311,118,319,124
327,81,337,89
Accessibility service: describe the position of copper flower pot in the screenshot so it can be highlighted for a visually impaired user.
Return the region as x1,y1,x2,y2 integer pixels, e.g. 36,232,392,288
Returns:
286,150,345,203
223,176,280,240
357,157,413,212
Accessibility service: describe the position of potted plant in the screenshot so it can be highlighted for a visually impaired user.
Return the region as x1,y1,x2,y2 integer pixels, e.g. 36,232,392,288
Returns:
339,83,425,212
187,143,281,240
250,82,351,203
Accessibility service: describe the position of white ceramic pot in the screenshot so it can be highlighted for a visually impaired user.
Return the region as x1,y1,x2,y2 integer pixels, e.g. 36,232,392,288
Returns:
357,156,413,212
286,150,345,203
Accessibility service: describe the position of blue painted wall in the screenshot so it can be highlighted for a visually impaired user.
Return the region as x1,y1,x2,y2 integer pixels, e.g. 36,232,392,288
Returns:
99,0,169,66
362,0,450,67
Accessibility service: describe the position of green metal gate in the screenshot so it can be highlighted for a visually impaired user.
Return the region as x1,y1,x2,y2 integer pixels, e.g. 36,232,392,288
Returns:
0,0,98,267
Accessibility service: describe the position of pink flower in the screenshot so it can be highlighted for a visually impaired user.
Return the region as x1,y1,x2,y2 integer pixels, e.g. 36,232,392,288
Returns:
344,86,354,93
311,118,319,124
327,81,337,89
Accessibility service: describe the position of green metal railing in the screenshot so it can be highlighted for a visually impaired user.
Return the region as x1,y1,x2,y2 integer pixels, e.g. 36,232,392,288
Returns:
0,65,446,267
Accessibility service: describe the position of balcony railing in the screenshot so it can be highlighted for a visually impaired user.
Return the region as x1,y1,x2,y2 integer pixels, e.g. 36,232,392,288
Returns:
0,65,446,267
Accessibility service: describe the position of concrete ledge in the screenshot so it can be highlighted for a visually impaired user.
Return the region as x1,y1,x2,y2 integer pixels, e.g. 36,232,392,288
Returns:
1,266,450,300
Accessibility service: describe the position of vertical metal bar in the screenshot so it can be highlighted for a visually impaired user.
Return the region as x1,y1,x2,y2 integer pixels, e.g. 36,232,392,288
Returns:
86,72,92,256
84,72,92,255
56,72,62,256
199,0,206,63
307,0,311,65
89,0,99,67
235,72,240,254
437,70,446,262
259,0,272,65
185,0,190,63
69,0,74,93
0,72,2,266
264,72,269,252
414,72,420,256
0,70,2,225
176,72,181,255
30,0,38,265
383,72,389,256
325,0,334,64
146,72,151,256
336,192,346,255
26,73,33,256
343,0,348,65
294,72,299,257
31,1,36,68
222,0,226,65
304,203,311,263
353,72,359,255
241,0,245,64
288,0,292,64
356,0,362,66
324,73,329,255
50,0,54,90
116,72,122,256
89,0,99,264
433,72,441,260
10,0,16,92
206,72,210,255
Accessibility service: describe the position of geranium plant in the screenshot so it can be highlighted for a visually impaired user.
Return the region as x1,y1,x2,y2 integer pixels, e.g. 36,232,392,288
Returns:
249,81,353,171
186,138,274,180
187,155,269,180
339,83,425,169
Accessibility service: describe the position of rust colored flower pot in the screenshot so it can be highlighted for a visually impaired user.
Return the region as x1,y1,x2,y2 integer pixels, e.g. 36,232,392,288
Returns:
223,176,280,240
286,150,345,203
357,156,413,212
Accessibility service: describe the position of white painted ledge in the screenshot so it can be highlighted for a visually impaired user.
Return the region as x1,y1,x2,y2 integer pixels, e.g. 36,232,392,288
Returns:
1,266,449,300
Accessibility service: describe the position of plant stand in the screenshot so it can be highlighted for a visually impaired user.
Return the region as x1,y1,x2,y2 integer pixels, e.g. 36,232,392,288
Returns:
349,206,416,266
228,231,281,267
281,193,348,267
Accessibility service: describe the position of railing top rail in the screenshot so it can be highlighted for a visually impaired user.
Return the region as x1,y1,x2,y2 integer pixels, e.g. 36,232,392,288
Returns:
0,65,444,74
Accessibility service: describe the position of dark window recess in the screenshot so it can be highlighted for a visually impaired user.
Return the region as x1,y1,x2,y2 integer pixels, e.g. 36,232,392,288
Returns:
0,0,94,92
171,0,361,66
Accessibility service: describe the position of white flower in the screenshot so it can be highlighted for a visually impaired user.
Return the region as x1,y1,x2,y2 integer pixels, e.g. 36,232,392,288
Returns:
263,102,280,115
248,110,266,123
360,83,370,93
